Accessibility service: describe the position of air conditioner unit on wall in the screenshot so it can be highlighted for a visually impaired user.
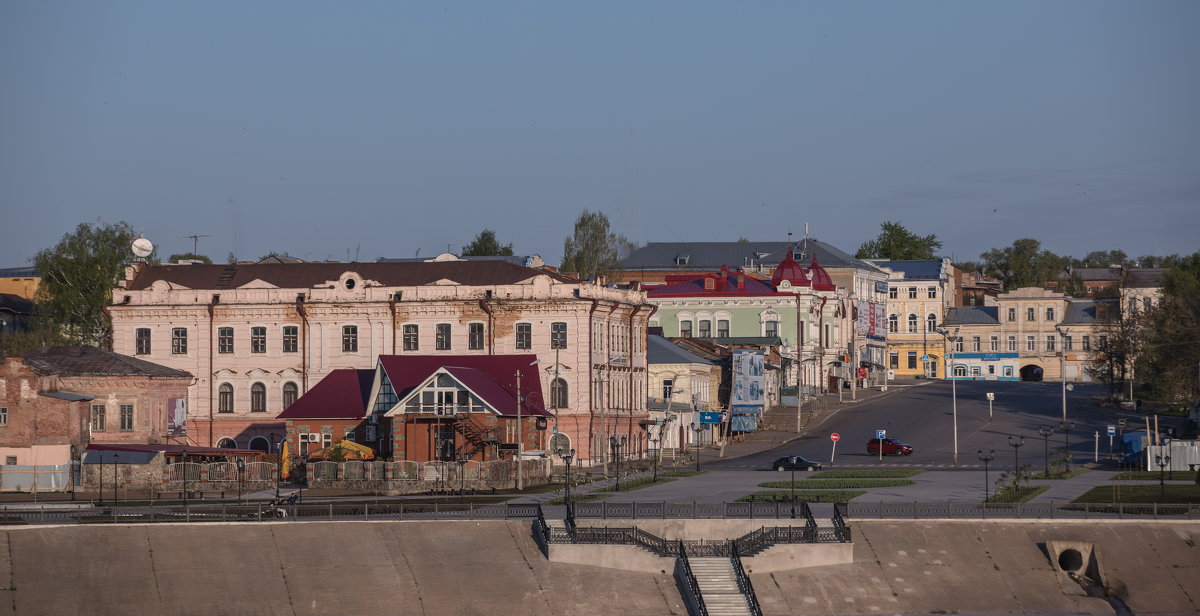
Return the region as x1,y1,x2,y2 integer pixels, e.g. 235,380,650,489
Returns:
309,433,320,444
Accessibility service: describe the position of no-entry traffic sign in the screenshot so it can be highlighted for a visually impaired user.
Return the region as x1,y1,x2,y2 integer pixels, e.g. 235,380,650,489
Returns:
830,433,841,442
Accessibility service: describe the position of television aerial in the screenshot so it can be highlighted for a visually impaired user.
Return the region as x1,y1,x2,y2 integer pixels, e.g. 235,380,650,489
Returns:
132,237,155,259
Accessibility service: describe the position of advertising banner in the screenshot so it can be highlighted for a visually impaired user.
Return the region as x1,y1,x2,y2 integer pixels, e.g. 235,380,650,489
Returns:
731,349,765,432
167,397,187,437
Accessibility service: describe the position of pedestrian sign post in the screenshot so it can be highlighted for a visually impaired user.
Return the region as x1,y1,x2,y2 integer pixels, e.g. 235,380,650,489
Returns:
830,433,840,466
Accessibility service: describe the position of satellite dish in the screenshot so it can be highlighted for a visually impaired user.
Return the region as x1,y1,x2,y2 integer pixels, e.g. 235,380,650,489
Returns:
132,238,154,258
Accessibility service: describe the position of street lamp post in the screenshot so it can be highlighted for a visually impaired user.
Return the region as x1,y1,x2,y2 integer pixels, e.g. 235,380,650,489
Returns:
789,456,798,519
270,433,281,499
693,424,703,472
978,449,995,501
1038,427,1054,478
457,453,469,505
112,452,119,506
936,327,961,467
236,458,245,504
1155,454,1171,500
98,450,104,507
181,450,189,508
1008,435,1025,483
609,435,626,491
557,447,575,518
648,432,660,481
1055,326,1068,424
1060,421,1075,473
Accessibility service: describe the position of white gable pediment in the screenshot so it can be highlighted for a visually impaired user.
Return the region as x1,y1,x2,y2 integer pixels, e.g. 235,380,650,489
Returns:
427,278,462,286
238,278,280,290
246,368,270,379
276,367,301,379
213,368,237,378
150,279,190,291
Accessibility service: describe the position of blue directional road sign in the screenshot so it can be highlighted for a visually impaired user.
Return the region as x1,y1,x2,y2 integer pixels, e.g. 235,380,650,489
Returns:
699,412,722,424
875,429,887,439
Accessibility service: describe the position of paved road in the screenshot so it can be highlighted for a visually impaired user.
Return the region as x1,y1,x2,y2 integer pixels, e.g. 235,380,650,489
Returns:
555,379,1182,506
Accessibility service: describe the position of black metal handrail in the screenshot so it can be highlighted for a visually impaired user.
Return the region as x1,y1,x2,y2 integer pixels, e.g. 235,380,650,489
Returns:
533,504,551,551
730,540,763,616
677,540,709,616
832,502,852,542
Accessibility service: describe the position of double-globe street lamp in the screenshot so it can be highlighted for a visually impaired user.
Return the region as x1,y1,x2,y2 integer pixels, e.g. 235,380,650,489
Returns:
556,447,576,517
978,449,995,501
1037,427,1054,478
1155,454,1172,500
609,435,627,491
1008,435,1025,483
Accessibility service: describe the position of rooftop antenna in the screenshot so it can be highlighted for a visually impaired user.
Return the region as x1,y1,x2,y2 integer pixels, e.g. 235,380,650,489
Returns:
184,234,211,254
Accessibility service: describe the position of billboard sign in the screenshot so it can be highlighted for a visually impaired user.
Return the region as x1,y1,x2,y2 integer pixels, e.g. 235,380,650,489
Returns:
167,397,187,436
731,349,765,432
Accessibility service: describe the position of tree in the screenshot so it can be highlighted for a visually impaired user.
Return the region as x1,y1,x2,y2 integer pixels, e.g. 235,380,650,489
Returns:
560,210,627,280
1081,250,1129,268
1135,253,1200,404
979,238,1066,289
1087,299,1146,396
855,221,943,260
33,221,139,348
165,252,212,265
462,229,514,257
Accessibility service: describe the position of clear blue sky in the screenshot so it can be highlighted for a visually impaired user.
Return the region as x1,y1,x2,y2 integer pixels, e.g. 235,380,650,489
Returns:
2,1,1197,267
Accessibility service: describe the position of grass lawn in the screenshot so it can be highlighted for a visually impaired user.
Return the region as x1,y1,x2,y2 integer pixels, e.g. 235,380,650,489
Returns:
811,469,926,479
1112,471,1200,482
540,494,606,506
986,485,1050,504
1074,483,1200,504
737,490,867,503
1028,468,1090,480
758,479,916,489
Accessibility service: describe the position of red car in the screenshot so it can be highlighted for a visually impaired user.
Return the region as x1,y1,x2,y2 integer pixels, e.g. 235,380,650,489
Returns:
867,438,913,456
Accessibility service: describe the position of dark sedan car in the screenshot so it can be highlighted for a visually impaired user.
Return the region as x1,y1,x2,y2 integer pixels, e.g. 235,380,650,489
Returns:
867,437,913,456
771,455,822,471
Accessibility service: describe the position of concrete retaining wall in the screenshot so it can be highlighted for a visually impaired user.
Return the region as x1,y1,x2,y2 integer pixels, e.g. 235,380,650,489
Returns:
0,519,1196,615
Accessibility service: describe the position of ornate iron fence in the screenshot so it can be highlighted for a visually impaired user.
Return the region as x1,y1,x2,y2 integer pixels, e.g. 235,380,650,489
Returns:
846,501,1200,520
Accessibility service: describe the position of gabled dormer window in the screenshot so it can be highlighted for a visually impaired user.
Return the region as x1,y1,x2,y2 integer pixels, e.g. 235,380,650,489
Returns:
400,371,490,416
675,255,689,266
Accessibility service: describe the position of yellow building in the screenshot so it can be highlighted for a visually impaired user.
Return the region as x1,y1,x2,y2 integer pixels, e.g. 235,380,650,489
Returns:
868,259,959,378
941,287,1115,382
0,267,39,301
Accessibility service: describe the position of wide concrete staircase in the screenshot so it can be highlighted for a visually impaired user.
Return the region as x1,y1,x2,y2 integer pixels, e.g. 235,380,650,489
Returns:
687,557,753,616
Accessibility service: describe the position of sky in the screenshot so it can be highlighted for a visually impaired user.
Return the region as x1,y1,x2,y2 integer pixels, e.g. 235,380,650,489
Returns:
2,1,1197,268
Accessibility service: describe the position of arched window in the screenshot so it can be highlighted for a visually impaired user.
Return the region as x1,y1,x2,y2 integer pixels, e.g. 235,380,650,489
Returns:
953,365,967,377
248,436,270,453
251,382,266,412
217,437,237,449
218,383,234,413
282,382,298,410
888,314,898,333
907,314,918,333
550,378,569,409
926,313,937,332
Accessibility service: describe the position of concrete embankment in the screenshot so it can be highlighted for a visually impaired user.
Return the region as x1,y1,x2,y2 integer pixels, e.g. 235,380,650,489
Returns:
0,519,1196,615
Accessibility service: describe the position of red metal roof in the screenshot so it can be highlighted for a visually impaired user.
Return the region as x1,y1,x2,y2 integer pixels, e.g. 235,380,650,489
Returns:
770,250,811,287
378,355,550,417
277,368,375,420
278,355,551,420
808,256,836,291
